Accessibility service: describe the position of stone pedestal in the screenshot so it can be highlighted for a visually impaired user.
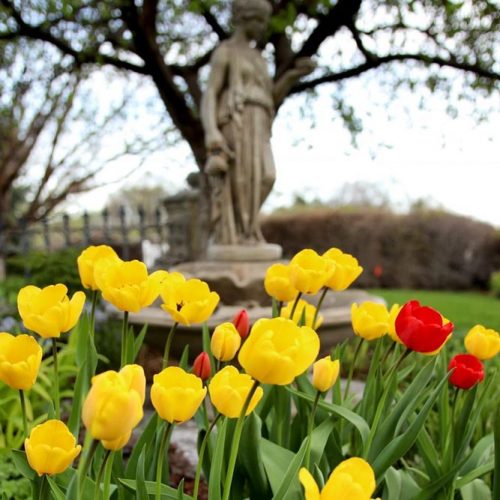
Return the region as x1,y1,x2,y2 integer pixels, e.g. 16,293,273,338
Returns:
206,243,282,262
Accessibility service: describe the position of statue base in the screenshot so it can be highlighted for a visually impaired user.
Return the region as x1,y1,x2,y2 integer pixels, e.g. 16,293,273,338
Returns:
206,243,282,262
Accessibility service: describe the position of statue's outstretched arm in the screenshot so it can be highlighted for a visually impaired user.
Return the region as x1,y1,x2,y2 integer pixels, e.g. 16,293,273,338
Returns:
273,57,316,109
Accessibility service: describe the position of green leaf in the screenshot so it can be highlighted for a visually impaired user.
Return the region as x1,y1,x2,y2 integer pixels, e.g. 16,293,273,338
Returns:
260,439,298,498
287,386,370,445
494,405,500,499
369,358,435,460
415,427,441,480
67,358,88,437
133,323,148,361
179,345,190,370
455,462,494,489
383,467,421,500
459,433,494,477
118,479,193,499
460,479,492,500
372,367,450,480
46,476,65,500
202,323,216,375
272,438,308,500
10,449,35,480
177,478,185,500
135,444,148,500
126,412,158,478
208,417,227,500
239,413,271,498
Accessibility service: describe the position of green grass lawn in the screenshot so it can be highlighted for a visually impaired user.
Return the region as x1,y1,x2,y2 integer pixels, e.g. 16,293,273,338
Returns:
369,289,500,336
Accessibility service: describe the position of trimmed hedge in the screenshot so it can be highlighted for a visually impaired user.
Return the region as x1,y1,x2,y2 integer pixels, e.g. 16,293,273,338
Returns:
262,208,499,290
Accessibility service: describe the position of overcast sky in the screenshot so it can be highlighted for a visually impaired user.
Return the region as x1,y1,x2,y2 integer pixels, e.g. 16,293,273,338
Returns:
71,72,499,228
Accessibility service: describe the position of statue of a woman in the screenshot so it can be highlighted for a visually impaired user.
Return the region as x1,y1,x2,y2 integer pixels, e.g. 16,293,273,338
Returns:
201,0,314,249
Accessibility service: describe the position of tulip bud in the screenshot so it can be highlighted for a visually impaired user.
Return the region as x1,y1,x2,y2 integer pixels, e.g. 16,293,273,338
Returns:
232,309,250,339
464,325,499,360
351,302,389,341
151,366,206,424
17,284,86,339
208,366,263,418
0,333,42,390
300,457,375,499
312,356,340,392
192,352,211,381
238,318,320,385
448,354,485,390
25,420,81,476
395,300,454,354
82,365,145,449
211,323,241,362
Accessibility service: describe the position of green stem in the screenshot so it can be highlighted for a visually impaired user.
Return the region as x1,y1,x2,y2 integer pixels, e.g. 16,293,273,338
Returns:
304,391,321,470
156,422,174,500
37,474,47,500
19,390,28,436
312,287,328,329
93,449,111,500
52,338,60,419
78,439,99,499
162,322,179,368
120,311,129,367
343,337,363,401
102,451,115,500
380,341,397,370
193,413,222,499
289,292,303,320
89,290,98,340
222,380,260,500
363,349,410,457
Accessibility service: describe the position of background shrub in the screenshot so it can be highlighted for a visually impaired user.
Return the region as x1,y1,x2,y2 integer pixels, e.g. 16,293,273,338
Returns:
262,208,499,290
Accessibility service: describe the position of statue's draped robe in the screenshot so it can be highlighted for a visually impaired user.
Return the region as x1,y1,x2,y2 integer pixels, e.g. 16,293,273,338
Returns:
211,41,276,245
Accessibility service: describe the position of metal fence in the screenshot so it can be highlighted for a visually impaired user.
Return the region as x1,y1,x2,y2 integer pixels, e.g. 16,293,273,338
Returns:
0,206,169,271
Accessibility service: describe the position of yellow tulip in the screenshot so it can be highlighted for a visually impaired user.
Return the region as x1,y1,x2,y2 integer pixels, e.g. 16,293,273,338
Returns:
280,299,323,329
17,284,85,339
289,249,334,295
264,263,298,302
322,248,363,291
82,365,145,447
101,431,133,451
312,356,340,393
351,302,389,341
299,457,376,500
464,325,500,360
387,304,403,344
160,275,220,326
151,366,206,424
25,420,81,476
0,333,42,390
77,245,121,291
238,317,320,385
95,259,167,313
211,323,241,361
208,366,263,418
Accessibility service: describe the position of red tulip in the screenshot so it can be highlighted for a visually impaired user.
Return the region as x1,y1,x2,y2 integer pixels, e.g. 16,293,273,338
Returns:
232,309,250,339
448,354,484,390
192,352,211,381
395,300,453,353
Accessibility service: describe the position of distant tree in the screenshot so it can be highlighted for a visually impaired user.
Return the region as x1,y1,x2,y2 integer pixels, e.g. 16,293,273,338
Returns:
0,39,165,226
0,0,497,170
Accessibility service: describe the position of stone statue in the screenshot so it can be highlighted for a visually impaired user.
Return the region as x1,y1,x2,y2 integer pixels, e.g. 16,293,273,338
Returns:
201,0,314,254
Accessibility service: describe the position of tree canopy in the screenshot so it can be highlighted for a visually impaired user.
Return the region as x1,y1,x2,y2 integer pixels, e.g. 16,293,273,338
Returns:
1,0,498,169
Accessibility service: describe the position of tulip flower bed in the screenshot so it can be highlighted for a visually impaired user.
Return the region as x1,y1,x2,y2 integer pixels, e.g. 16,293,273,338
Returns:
0,245,499,500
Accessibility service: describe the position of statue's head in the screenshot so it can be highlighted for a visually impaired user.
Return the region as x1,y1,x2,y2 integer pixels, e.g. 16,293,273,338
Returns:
232,0,272,42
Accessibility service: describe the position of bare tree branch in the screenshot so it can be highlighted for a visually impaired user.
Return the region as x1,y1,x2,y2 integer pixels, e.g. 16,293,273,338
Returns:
291,53,500,93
